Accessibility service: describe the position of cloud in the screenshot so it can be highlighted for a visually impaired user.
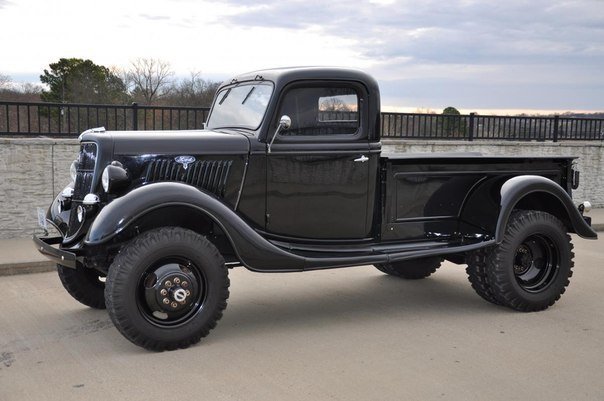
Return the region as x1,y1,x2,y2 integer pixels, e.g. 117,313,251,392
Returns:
138,13,172,22
1,0,602,110
221,0,603,65
215,0,604,109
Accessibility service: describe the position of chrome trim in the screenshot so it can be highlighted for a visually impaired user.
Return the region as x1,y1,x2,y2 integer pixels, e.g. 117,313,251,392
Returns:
61,187,74,198
70,160,78,181
268,115,291,154
175,155,196,170
234,158,249,211
82,193,100,205
579,201,592,214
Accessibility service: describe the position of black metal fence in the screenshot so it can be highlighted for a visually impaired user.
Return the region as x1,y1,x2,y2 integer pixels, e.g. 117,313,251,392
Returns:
1,100,602,141
380,112,604,141
0,101,210,137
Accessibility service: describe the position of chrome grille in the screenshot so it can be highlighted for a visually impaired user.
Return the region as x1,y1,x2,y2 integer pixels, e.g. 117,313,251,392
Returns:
66,142,98,239
145,159,233,197
72,142,98,200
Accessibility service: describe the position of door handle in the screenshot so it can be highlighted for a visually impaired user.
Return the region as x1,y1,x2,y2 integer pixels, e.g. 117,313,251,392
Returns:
354,155,369,163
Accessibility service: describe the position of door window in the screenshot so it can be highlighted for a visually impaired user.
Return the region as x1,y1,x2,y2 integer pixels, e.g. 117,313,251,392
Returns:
278,87,359,136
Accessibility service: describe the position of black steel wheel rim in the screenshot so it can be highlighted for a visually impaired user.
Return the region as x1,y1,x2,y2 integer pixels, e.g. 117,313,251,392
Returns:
137,257,206,327
513,234,559,293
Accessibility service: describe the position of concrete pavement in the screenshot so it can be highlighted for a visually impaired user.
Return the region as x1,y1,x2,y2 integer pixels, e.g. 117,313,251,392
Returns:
1,208,603,276
0,236,603,401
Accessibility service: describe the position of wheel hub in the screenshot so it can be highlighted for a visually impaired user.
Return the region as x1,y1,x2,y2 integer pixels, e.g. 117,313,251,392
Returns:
156,271,195,312
172,288,188,303
514,245,533,275
513,235,558,293
143,263,200,316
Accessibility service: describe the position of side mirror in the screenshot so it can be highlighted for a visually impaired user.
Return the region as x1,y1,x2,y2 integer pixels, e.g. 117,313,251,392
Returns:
268,115,291,154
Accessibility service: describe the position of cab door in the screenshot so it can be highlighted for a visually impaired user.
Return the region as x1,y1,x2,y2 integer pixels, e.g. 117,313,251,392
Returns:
265,83,376,240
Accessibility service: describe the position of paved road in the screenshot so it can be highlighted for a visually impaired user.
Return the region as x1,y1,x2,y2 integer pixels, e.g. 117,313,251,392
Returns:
1,236,603,401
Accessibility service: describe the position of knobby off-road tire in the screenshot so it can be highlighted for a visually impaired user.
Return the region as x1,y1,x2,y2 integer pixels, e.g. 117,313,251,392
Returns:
105,227,230,351
466,248,502,306
481,210,574,311
57,264,106,309
375,257,443,279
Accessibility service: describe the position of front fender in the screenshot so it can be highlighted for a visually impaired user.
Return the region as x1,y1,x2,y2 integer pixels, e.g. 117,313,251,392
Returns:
85,182,306,271
496,175,597,242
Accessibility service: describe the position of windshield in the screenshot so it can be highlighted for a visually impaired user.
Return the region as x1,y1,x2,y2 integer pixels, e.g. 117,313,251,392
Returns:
207,82,273,131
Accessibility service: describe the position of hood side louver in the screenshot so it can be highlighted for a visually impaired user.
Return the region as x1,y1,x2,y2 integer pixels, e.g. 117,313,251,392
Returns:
144,160,233,197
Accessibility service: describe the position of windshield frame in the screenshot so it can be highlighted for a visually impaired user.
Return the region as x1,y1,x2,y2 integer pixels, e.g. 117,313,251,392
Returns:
206,81,274,132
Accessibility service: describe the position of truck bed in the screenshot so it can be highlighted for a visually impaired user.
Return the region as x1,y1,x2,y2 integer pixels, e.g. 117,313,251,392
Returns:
380,153,574,242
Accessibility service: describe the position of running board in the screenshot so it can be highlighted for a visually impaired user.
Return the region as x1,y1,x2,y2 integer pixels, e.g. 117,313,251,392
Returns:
261,238,496,272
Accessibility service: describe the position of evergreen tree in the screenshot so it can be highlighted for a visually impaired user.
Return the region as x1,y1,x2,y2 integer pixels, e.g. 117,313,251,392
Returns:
40,58,129,104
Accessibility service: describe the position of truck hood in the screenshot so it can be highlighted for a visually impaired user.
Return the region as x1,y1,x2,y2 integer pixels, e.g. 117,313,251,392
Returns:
104,129,251,155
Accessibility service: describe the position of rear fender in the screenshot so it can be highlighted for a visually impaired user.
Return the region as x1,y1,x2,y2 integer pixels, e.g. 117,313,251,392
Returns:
496,175,597,242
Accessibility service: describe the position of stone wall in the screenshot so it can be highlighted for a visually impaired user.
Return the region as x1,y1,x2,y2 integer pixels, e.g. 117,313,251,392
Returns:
0,138,602,239
0,138,79,240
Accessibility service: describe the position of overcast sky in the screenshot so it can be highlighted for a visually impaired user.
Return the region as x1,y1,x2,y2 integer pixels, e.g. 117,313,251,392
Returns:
1,0,602,113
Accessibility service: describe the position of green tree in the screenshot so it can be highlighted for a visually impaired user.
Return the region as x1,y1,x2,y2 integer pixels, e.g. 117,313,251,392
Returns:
441,106,466,137
40,58,129,104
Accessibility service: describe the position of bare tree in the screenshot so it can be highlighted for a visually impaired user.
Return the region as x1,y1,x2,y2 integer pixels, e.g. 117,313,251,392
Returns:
127,58,174,104
0,74,42,101
320,97,351,112
0,73,11,89
163,71,220,107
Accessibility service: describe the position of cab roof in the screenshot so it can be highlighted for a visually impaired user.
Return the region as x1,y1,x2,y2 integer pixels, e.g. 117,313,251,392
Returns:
223,66,380,97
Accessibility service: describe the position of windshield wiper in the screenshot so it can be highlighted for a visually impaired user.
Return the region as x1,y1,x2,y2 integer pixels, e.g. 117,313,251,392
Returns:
241,87,256,105
218,88,231,105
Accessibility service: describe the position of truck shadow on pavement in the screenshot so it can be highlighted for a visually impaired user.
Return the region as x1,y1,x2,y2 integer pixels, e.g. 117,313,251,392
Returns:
209,269,512,344
4,269,512,353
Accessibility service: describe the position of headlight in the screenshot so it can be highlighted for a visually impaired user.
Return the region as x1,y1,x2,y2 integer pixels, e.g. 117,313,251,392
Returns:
101,162,130,193
102,167,110,192
77,205,85,223
70,160,78,181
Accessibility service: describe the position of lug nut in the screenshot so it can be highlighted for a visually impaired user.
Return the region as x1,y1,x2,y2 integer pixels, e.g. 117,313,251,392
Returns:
186,290,191,296
165,281,172,288
182,281,188,288
174,277,181,284
162,298,170,305
171,302,178,308
160,289,168,296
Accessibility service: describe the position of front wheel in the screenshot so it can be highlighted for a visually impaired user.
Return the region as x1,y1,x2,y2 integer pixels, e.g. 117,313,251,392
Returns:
486,210,574,311
105,227,230,351
57,264,106,309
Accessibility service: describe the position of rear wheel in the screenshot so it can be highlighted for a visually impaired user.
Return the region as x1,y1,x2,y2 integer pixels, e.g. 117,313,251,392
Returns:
466,248,502,305
485,210,574,311
57,264,106,309
105,227,229,351
375,257,443,279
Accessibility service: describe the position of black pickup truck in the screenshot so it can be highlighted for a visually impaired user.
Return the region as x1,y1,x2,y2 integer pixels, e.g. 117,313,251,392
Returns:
35,67,597,351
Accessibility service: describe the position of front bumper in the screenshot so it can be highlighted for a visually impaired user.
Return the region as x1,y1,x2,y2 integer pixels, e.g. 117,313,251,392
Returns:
32,235,77,269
